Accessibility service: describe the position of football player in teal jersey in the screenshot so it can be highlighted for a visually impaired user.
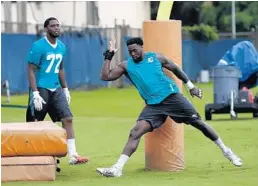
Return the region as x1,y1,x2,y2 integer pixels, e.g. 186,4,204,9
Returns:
26,17,88,165
96,37,242,177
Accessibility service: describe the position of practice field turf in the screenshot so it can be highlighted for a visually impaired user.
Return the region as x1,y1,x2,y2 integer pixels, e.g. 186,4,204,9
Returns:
1,83,258,186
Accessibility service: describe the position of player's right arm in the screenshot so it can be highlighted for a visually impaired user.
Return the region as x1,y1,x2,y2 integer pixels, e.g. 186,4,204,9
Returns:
100,37,126,81
28,64,38,91
101,60,126,81
27,42,46,110
27,43,42,91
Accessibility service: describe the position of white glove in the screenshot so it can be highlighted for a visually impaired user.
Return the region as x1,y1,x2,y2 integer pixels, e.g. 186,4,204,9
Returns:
63,88,71,104
33,91,46,111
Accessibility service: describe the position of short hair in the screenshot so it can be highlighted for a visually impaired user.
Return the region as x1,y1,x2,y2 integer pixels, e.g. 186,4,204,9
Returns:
44,17,58,28
126,37,144,46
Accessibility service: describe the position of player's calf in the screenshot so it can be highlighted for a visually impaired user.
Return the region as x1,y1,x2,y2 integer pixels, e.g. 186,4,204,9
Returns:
61,117,74,137
189,118,243,167
190,119,218,141
61,117,89,165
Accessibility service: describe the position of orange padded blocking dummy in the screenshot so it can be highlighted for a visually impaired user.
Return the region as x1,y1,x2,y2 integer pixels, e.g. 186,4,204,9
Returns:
1,156,57,182
1,121,67,157
143,20,185,171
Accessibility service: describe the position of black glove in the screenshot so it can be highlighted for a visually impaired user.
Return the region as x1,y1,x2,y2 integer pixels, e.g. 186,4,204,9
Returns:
189,87,203,99
103,50,115,60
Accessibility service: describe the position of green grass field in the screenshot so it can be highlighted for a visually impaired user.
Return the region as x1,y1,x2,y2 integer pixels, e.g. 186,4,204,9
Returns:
1,83,258,186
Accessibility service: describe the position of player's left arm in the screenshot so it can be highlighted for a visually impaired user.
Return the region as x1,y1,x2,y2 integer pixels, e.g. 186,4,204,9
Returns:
58,62,67,88
58,61,71,104
157,54,203,99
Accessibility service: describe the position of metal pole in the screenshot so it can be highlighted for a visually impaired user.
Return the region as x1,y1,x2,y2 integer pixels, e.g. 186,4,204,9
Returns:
73,2,76,26
87,1,97,25
3,1,12,33
232,1,236,39
17,1,27,33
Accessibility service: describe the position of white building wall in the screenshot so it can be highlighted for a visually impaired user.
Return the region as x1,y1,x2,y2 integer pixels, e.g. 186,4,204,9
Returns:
1,1,150,29
97,1,150,28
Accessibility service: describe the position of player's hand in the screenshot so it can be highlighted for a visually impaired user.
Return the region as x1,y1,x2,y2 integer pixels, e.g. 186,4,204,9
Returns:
33,91,46,111
63,88,71,104
189,87,203,99
108,37,119,53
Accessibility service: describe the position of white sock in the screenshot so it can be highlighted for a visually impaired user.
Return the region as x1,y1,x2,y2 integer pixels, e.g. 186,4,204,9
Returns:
67,138,78,158
214,138,228,153
113,154,130,170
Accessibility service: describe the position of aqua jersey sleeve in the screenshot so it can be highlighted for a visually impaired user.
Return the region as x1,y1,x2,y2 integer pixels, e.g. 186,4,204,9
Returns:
27,42,42,66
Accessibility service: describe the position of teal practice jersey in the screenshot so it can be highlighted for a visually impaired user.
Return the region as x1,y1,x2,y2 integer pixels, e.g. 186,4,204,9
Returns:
126,52,179,104
27,37,66,89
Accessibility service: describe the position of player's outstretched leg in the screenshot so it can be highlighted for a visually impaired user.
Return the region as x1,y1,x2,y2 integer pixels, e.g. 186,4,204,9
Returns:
190,118,242,167
61,117,89,165
97,120,152,177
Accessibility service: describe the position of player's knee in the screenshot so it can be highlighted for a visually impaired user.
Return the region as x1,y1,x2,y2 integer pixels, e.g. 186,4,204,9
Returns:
191,119,213,133
129,127,141,140
129,121,151,140
61,117,73,124
190,119,206,129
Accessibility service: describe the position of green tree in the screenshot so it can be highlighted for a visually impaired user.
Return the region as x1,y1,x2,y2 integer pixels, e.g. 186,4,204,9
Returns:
203,1,258,32
183,24,219,42
151,1,258,32
199,2,217,26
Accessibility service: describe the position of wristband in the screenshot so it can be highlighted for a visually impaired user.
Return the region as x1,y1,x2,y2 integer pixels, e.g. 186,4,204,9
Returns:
103,50,115,60
186,81,195,89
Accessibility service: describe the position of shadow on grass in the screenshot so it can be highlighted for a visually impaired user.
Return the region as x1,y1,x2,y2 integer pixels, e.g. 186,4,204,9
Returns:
209,117,257,122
